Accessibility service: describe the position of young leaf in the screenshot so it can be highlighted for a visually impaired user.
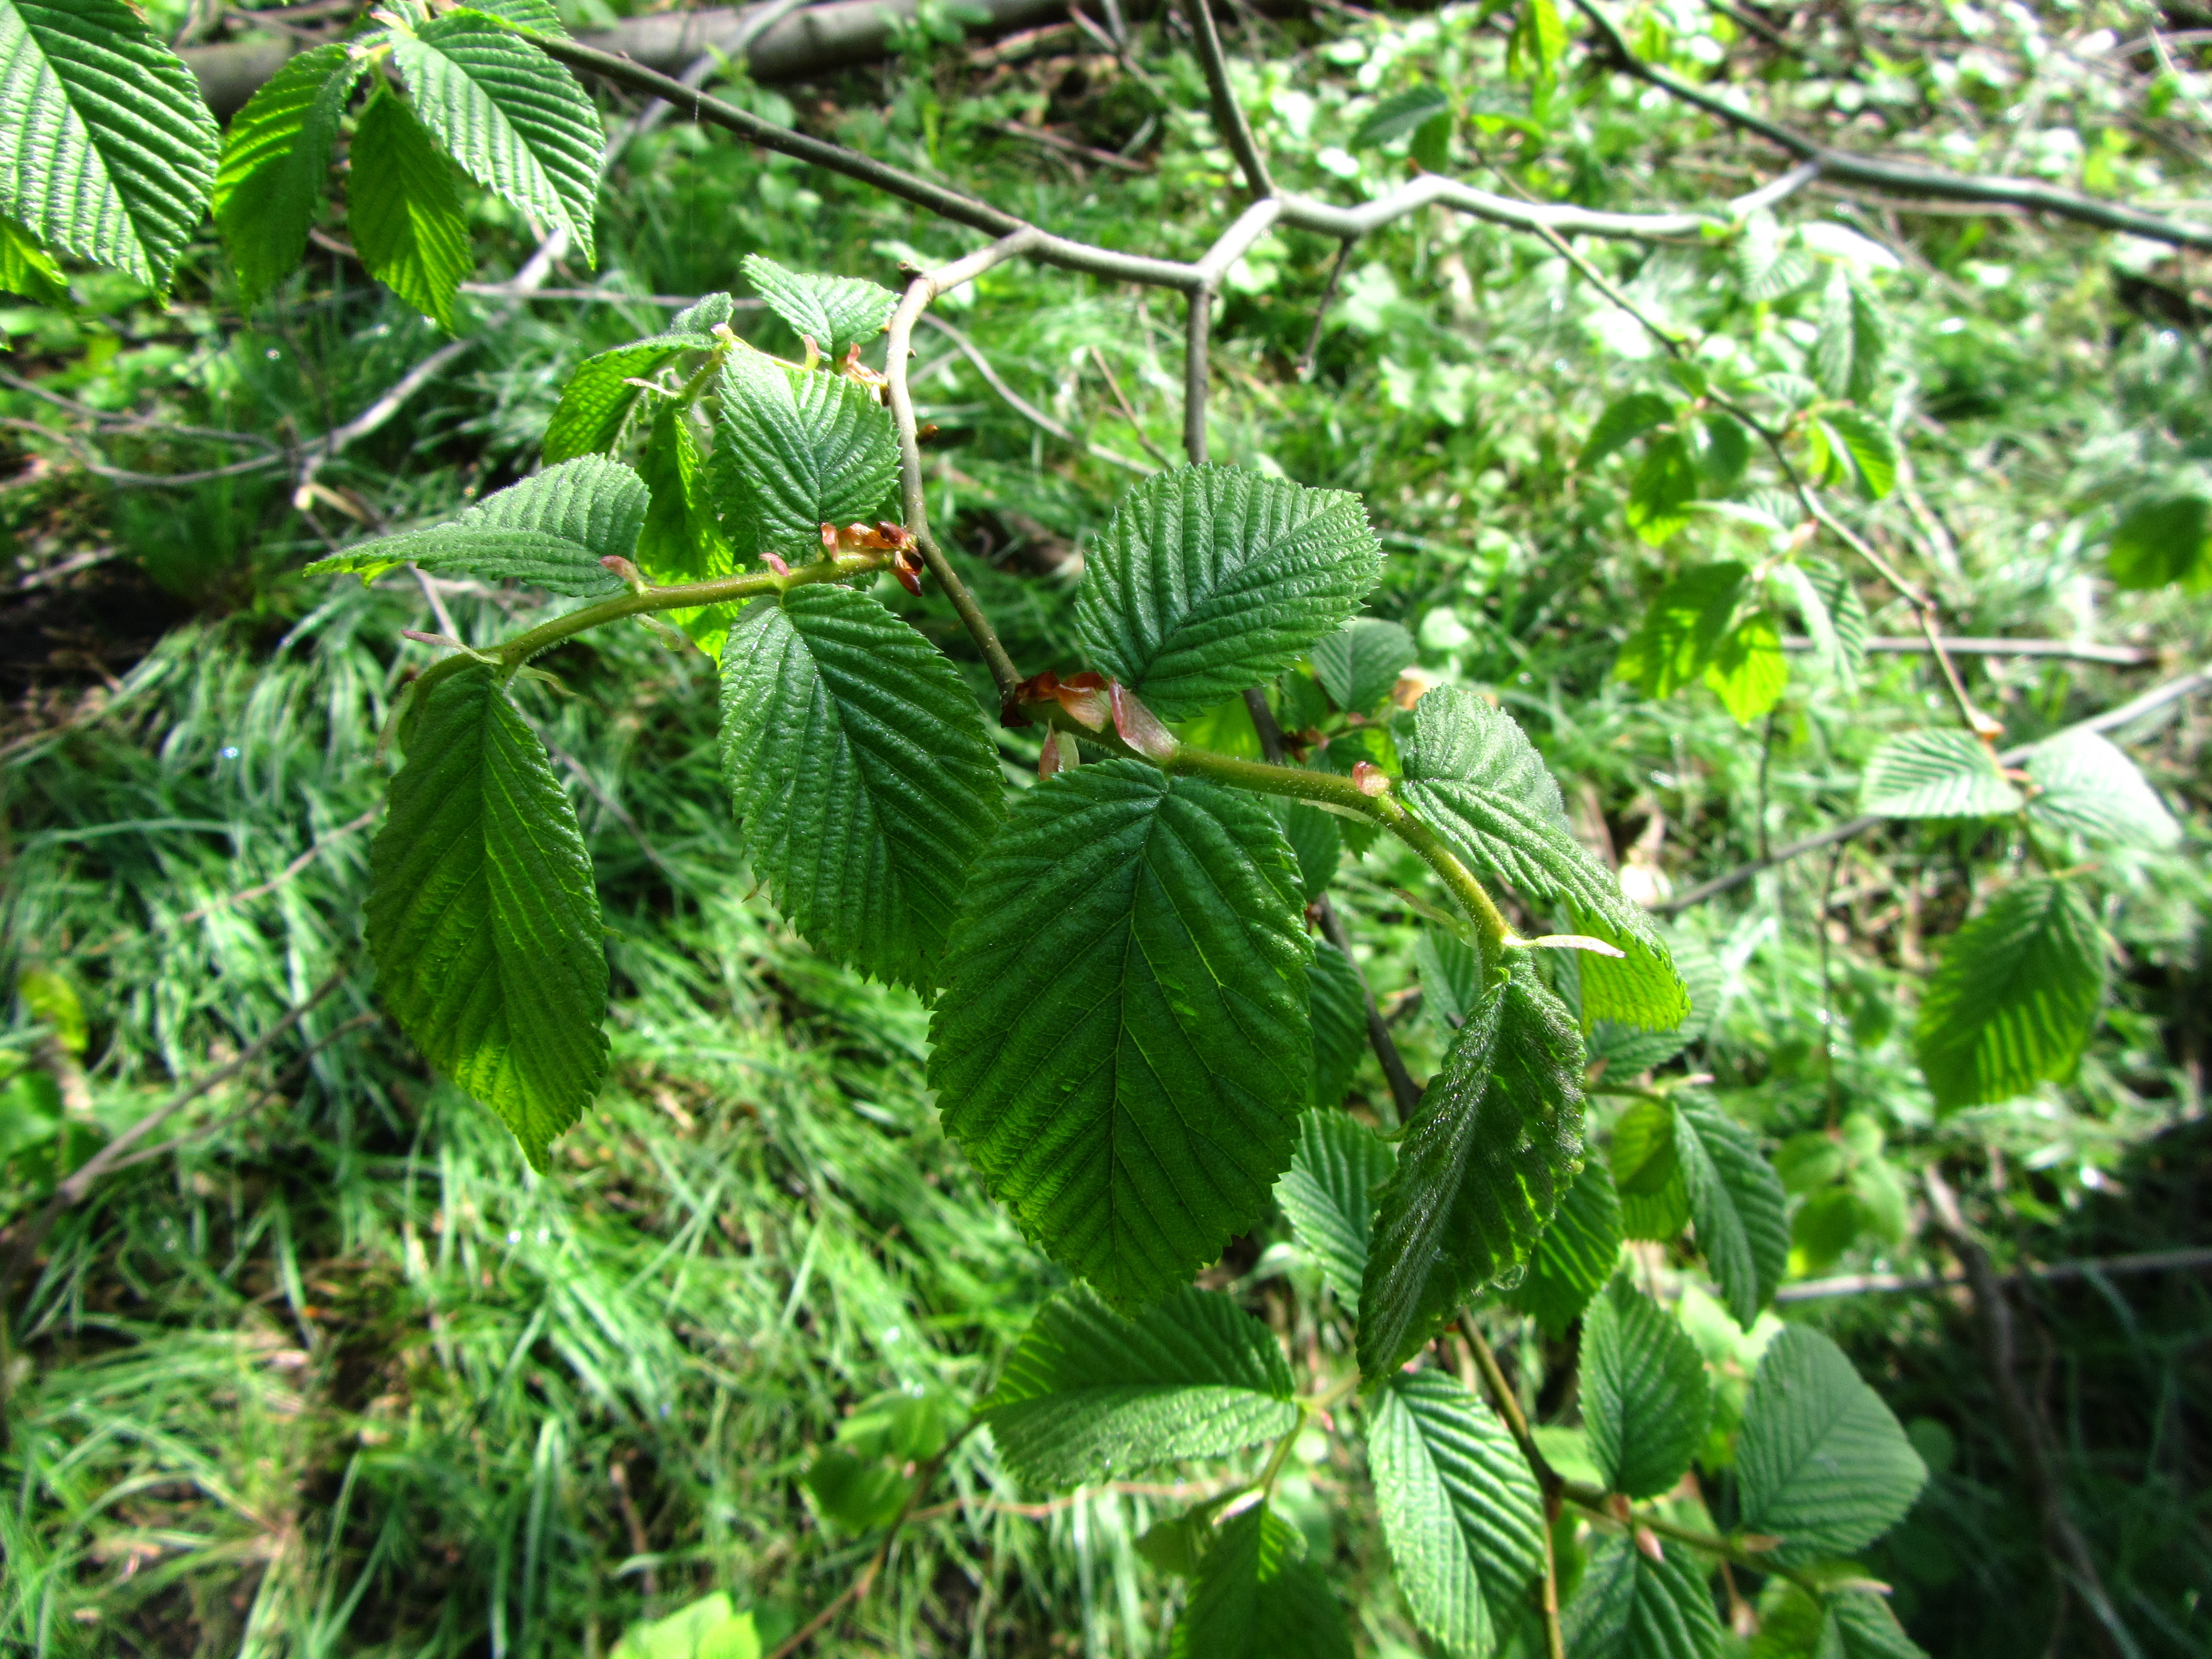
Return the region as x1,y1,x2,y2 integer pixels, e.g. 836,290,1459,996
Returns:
1311,617,1418,715
1913,876,2104,1111
1693,415,1750,490
307,455,644,593
1857,729,2023,819
1350,86,1454,150
1583,1277,1712,1500
465,0,569,36
1579,393,1675,470
1278,1107,1393,1309
1585,924,1722,1076
669,290,735,333
1167,1502,1353,1659
541,329,718,464
1358,959,1585,1377
1626,432,1700,545
1611,1098,1691,1243
1735,214,1814,303
1673,1096,1789,1329
1508,1157,1624,1336
2022,730,2179,849
633,405,739,656
348,91,472,332
1560,1535,1724,1659
1735,1325,1928,1565
930,761,1313,1306
1365,1369,1548,1658
366,665,608,1169
719,584,1003,993
1814,269,1887,402
2107,495,2211,591
214,44,367,304
712,347,900,564
392,10,603,264
739,252,897,358
1616,564,1747,700
1813,408,1898,500
1702,612,1786,726
0,0,221,291
0,212,66,305
1506,0,1568,86
1397,687,1688,1029
979,1285,1297,1490
1073,465,1384,721
1308,939,1368,1109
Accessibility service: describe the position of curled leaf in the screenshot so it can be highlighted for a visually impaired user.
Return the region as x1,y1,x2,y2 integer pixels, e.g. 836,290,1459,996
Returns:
1111,683,1181,762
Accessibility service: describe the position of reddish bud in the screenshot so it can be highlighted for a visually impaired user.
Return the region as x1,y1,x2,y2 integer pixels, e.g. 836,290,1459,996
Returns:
600,554,645,588
1110,682,1179,762
892,550,923,596
1633,1525,1665,1565
1352,760,1390,796
1057,675,1111,732
761,552,792,577
1038,730,1079,779
820,522,840,554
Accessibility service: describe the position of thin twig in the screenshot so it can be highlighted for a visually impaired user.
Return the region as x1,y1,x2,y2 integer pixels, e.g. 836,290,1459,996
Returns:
163,805,382,933
1460,1316,1565,1659
1776,1246,2212,1303
1779,635,2159,666
1295,239,1355,380
991,119,1148,172
1177,0,1272,197
919,315,1151,473
1183,288,1211,465
1087,344,1169,465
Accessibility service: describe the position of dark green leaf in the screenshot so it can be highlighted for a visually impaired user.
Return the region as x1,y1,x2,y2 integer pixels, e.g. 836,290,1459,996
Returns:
1913,876,2105,1111
1168,1503,1353,1659
1562,1535,1724,1659
1857,729,2023,819
712,346,900,564
349,90,472,332
1579,393,1676,469
366,666,608,1169
541,331,716,464
803,1447,909,1533
930,761,1313,1305
1351,86,1454,149
1415,925,1485,1032
719,584,1003,992
2023,730,2180,849
1311,618,1418,715
1674,1096,1789,1329
1308,939,1368,1110
1583,1277,1711,1499
0,211,67,305
1820,1593,1930,1659
1358,958,1585,1377
740,252,898,358
214,44,365,304
1073,465,1383,721
1617,564,1747,700
635,403,739,653
1627,432,1700,545
980,1285,1297,1490
1509,1157,1624,1336
2107,496,2211,591
1693,415,1750,489
1736,1325,1927,1565
1281,800,1341,902
1278,1107,1393,1309
1611,1097,1688,1245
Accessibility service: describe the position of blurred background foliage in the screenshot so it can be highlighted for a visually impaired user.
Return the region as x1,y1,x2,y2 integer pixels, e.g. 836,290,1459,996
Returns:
0,0,2206,1652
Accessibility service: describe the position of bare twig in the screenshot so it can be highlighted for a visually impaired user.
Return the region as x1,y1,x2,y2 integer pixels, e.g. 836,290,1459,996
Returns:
1777,1246,2212,1303
1295,239,1355,380
991,119,1147,172
1087,344,1170,465
1779,635,2159,667
1178,0,1272,197
918,314,1152,473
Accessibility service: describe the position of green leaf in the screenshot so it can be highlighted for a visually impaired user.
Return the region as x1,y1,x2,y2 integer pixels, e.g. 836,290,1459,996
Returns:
836,1387,954,1461
1693,415,1750,490
1561,1536,1724,1659
0,211,66,305
1626,432,1700,545
1366,1368,1548,1657
1702,611,1786,726
1416,925,1485,1032
1073,464,1383,721
1278,1107,1393,1309
307,455,643,594
979,1285,1298,1490
1583,1277,1712,1500
1280,801,1341,901
1358,958,1585,1377
930,761,1313,1305
2107,495,2211,591
634,405,739,656
1735,212,1814,302
1814,270,1887,403
348,90,472,332
1398,687,1688,1030
1351,86,1454,149
1586,925,1722,1075
1308,939,1368,1109
803,1447,910,1533
541,331,717,464
1617,564,1746,700
1857,729,2023,819
0,0,220,290
712,346,900,564
1812,407,1897,500
366,665,608,1169
2023,729,2180,849
1773,559,1864,690
213,43,366,305
1913,876,2105,1111
1736,1325,1927,1565
1818,1593,1930,1659
1580,393,1676,470
610,1594,759,1659
1311,618,1418,715
1612,1098,1691,1244
1168,1503,1353,1659
392,10,603,264
719,584,1003,993
465,0,570,36
1674,1096,1789,1329
1507,0,1569,85
1509,1157,1624,1336
669,291,734,333
739,252,898,358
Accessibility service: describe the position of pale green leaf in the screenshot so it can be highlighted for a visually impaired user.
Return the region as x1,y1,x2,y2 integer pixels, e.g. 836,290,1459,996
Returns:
1612,1097,1691,1244
1562,1536,1724,1659
669,290,734,333
1817,1593,1930,1659
0,0,220,290
1583,1277,1711,1499
1507,0,1569,84
465,0,569,36
1586,925,1722,1075
1913,876,2104,1111
740,252,897,358
1674,1096,1789,1329
712,347,900,563
2107,496,2210,591
307,455,643,593
979,1285,1296,1490
1350,86,1453,149
1617,564,1747,700
1857,729,2023,819
1308,939,1368,1109
1366,1368,1548,1657
1508,1157,1624,1336
1358,958,1585,1377
214,43,365,304
541,331,716,464
1074,464,1383,721
1278,1107,1393,1309
1398,687,1688,1030
1703,612,1786,726
1736,214,1814,302
393,10,602,263
1814,408,1897,500
930,761,1313,1305
0,211,67,304
719,584,1003,993
1311,617,1418,715
367,665,608,1169
1627,432,1700,545
610,1593,758,1659
1736,1325,1927,1565
635,404,739,657
1579,393,1675,469
1814,270,1886,403
2023,729,2180,849
1169,1503,1353,1659
348,90,471,332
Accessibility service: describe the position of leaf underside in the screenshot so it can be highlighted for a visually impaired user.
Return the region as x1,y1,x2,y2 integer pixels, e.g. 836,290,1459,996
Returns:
1561,1535,1724,1659
1278,1107,1393,1311
1858,728,2023,819
2022,729,2179,849
541,331,716,464
1673,1095,1789,1329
